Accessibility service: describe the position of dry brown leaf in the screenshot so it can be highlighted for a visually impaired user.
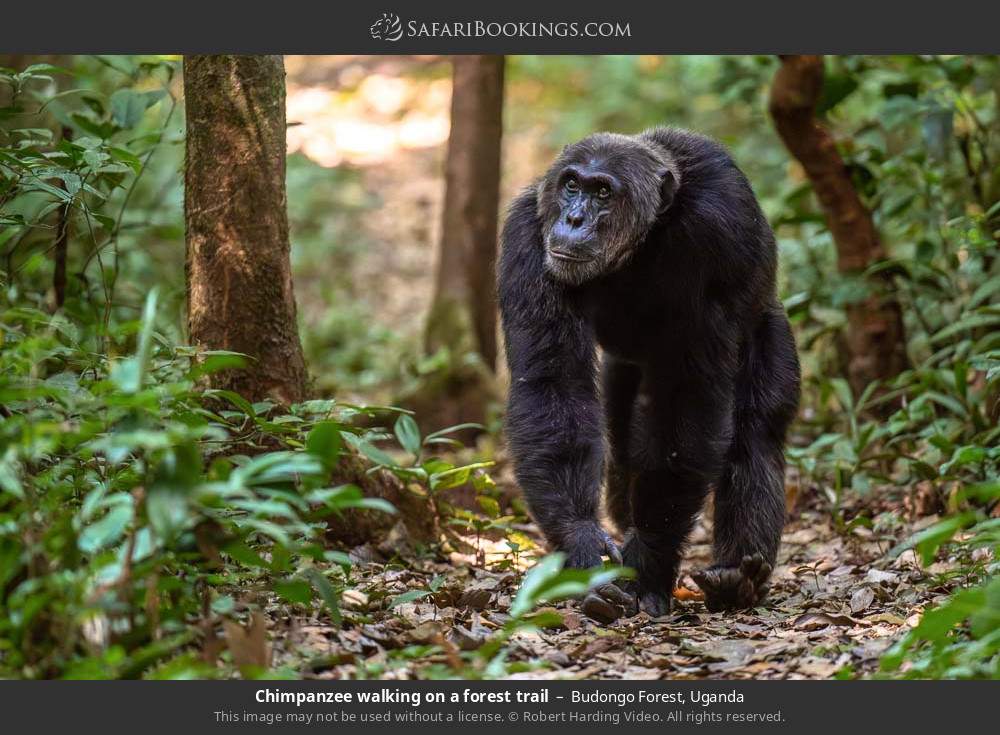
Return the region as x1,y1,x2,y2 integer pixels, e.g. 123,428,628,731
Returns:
850,587,875,614
865,612,907,626
458,587,493,610
571,635,625,660
865,569,900,586
407,620,443,644
792,612,862,630
341,589,369,610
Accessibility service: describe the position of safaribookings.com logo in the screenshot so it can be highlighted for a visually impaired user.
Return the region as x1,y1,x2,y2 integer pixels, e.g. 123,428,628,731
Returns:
369,13,631,41
370,13,404,41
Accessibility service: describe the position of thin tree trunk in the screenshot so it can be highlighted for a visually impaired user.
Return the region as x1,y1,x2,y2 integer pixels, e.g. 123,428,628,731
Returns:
769,54,907,394
183,55,307,404
425,55,505,372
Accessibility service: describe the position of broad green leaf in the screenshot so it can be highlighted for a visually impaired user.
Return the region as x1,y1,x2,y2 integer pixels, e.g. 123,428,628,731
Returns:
78,505,133,554
305,569,342,627
275,578,313,605
306,421,342,469
393,414,421,457
109,89,166,129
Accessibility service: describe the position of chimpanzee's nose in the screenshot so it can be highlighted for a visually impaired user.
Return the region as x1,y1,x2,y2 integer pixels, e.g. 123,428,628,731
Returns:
566,211,585,228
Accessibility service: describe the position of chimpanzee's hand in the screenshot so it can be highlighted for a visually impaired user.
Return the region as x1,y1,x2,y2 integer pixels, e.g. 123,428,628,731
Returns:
691,553,772,612
563,522,622,569
581,582,637,623
581,578,672,622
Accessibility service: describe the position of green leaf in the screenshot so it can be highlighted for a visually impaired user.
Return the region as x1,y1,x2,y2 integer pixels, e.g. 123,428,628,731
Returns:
146,486,190,544
510,554,631,618
111,288,158,394
205,389,256,418
304,569,342,627
109,89,166,129
430,461,494,491
306,422,342,470
817,72,859,115
424,423,483,442
222,540,269,569
79,505,133,554
343,432,399,468
931,313,1000,344
305,484,366,512
891,512,977,566
108,146,143,173
477,496,501,519
188,352,247,379
393,414,421,457
275,578,313,605
510,554,566,617
388,588,433,608
940,445,986,476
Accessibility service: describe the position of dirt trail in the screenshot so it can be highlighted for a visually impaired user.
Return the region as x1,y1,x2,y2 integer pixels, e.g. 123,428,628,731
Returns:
271,496,945,679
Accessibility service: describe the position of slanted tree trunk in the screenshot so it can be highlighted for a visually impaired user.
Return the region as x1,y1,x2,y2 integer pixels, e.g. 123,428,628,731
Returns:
769,54,907,394
183,55,307,404
413,55,505,431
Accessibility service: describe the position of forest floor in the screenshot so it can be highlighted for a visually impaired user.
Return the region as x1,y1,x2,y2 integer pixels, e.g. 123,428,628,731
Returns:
266,478,955,680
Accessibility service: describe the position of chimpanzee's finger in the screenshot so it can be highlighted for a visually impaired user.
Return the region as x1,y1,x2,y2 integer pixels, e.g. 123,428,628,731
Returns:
740,553,763,577
754,560,773,587
603,536,623,565
596,583,634,609
582,592,623,623
691,568,720,596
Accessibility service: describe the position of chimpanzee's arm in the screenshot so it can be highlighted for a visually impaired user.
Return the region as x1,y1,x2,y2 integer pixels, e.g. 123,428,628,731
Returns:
498,188,619,568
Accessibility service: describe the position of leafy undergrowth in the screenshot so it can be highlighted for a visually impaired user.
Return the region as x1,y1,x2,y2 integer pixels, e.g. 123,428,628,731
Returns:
1,288,997,680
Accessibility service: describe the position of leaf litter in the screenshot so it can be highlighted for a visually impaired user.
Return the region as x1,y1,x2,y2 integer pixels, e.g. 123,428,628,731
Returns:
258,499,968,679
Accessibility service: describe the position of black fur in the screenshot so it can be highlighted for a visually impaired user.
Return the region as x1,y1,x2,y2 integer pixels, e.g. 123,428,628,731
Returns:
498,128,800,615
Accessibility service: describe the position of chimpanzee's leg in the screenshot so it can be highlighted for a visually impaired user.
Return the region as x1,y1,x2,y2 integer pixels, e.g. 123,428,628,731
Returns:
693,307,800,611
602,354,642,533
618,369,734,616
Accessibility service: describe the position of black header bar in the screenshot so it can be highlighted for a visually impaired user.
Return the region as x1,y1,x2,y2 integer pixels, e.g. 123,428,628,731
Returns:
4,1,1000,54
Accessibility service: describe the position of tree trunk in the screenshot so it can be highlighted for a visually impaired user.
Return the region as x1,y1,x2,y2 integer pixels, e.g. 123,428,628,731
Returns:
425,55,505,372
769,55,907,394
408,55,504,434
183,55,307,404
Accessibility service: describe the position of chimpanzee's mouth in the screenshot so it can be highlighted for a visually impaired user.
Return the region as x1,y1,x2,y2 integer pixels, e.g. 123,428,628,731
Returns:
548,248,592,263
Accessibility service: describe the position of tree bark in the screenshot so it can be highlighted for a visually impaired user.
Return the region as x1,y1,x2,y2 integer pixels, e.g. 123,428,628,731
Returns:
183,55,307,404
769,55,907,394
425,55,505,372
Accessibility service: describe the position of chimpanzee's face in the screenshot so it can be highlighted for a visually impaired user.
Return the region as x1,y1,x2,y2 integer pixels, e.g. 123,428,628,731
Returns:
545,163,618,269
538,133,676,285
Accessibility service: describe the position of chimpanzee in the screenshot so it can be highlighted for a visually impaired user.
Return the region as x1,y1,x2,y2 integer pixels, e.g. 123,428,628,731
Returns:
498,127,800,616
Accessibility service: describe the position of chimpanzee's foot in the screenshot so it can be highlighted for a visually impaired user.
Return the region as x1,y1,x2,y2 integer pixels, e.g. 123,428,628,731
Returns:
563,521,622,569
635,582,673,617
620,531,675,617
691,553,772,612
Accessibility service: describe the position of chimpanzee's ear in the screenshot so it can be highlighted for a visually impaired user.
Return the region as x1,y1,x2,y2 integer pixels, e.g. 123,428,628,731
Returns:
658,170,678,215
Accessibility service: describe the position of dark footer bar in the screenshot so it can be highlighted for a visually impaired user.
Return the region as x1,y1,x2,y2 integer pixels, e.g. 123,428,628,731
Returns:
0,680,990,733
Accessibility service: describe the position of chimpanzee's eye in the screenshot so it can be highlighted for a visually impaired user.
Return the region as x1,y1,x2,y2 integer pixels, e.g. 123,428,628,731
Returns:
597,186,611,199
564,178,579,194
